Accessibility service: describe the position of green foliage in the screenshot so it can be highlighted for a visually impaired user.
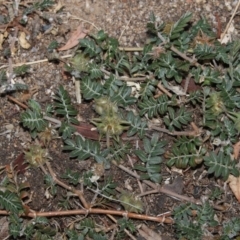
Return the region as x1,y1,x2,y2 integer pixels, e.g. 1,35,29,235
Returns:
0,65,30,91
21,99,47,137
58,121,76,140
47,40,59,52
0,70,7,84
71,218,107,240
134,133,166,183
88,63,104,79
166,136,205,169
7,9,240,239
0,191,23,213
194,44,217,60
24,0,55,15
98,177,118,197
189,17,215,39
54,85,79,124
103,74,124,96
173,202,217,240
139,79,158,98
79,38,102,57
107,140,131,162
110,85,136,106
9,214,56,240
169,12,192,40
127,111,147,138
153,51,188,82
222,217,240,239
138,94,177,118
81,76,103,100
209,187,223,200
61,169,81,186
9,214,23,238
116,218,136,239
63,135,105,163
14,65,30,76
44,174,57,197
163,107,192,131
203,151,239,180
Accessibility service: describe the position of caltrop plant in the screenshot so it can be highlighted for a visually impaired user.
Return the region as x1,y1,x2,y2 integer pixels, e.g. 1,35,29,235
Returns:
2,5,240,238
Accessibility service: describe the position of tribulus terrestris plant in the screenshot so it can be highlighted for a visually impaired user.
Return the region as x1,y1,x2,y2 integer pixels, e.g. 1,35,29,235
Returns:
1,2,240,238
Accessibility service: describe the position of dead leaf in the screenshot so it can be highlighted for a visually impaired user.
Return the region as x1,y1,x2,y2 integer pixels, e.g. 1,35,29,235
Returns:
233,141,240,159
19,31,31,49
165,83,186,96
73,123,102,140
220,22,236,44
0,217,9,239
162,176,184,195
58,25,88,51
0,33,4,50
138,224,162,240
228,175,240,202
181,78,202,93
13,152,28,174
53,0,64,13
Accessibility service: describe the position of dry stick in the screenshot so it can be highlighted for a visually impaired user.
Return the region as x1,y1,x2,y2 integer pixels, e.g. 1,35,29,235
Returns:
7,95,28,109
70,15,100,31
118,47,144,52
119,76,147,81
157,82,172,98
127,155,144,194
107,214,137,240
114,161,226,211
112,160,201,205
183,72,192,94
171,45,198,66
73,76,81,104
1,209,166,222
101,67,147,82
10,208,172,223
155,23,200,67
0,54,73,70
45,161,90,209
42,116,61,128
118,13,133,43
149,122,200,137
220,0,240,43
7,96,62,128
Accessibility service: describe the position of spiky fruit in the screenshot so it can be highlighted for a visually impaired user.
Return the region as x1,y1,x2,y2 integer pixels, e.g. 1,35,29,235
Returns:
206,92,225,116
119,192,144,213
94,96,118,116
24,145,49,167
38,127,57,146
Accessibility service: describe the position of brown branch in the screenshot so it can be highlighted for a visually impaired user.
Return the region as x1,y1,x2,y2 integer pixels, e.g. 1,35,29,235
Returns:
45,162,90,209
112,160,201,205
220,0,240,43
183,73,192,94
155,23,201,68
149,122,200,137
7,96,28,109
157,82,172,98
0,208,173,224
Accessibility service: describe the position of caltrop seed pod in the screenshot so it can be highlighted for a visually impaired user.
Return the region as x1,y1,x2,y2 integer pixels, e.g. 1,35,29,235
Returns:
24,145,50,167
119,192,144,213
94,96,118,116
